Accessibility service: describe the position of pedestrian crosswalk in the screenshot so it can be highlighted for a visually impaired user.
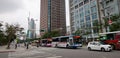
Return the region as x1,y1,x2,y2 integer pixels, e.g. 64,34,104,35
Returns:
8,47,59,58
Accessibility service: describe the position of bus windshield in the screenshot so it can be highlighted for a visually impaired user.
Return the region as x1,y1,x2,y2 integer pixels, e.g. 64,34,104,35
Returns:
73,38,82,44
100,34,114,40
74,39,82,44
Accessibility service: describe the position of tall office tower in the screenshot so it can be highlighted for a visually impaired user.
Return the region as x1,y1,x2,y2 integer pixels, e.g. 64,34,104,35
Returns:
28,18,36,39
69,0,101,39
40,0,66,37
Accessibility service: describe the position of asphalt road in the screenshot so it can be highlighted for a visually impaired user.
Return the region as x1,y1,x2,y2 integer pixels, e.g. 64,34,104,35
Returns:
0,53,8,58
4,46,120,58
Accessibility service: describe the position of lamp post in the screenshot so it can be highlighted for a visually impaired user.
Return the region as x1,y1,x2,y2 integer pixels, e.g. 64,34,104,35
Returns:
107,12,111,32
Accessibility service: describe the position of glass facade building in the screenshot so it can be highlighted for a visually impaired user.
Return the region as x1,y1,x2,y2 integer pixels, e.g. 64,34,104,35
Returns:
70,0,100,38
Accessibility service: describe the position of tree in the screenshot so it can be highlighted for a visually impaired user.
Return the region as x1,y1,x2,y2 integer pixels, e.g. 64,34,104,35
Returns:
5,23,23,49
0,23,7,45
103,14,120,32
93,20,102,33
42,31,60,39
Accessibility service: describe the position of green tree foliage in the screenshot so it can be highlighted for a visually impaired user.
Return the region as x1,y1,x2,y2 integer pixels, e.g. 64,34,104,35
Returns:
5,23,24,49
42,31,60,39
103,14,120,32
93,20,102,33
0,23,7,45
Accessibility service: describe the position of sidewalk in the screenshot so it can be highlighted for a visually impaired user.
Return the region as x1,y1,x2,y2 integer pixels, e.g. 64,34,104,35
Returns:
0,44,26,53
0,44,38,53
0,46,16,53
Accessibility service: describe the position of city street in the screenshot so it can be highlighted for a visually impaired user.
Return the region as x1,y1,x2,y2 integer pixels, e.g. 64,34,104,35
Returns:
5,46,120,58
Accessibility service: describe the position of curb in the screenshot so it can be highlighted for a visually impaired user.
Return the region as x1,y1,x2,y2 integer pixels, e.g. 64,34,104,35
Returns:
0,51,15,53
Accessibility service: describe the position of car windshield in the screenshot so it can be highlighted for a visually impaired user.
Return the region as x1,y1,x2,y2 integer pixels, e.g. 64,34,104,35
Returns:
99,41,107,45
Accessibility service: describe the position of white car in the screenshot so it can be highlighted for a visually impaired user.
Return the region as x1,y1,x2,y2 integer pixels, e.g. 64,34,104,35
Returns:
87,41,112,52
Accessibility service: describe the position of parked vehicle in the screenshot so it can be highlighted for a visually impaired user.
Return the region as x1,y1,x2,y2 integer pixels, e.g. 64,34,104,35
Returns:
87,41,112,52
99,31,120,50
52,35,82,48
31,40,39,46
41,39,52,47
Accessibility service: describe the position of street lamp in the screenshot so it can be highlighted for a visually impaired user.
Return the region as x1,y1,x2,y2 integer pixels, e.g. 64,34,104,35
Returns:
107,12,111,32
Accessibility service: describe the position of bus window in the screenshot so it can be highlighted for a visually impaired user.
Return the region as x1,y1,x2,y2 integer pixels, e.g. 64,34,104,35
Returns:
107,34,114,40
60,37,69,42
74,39,82,44
52,38,59,42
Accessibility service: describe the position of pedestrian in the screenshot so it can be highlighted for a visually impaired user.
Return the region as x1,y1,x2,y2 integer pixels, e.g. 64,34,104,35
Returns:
15,44,17,49
36,42,39,48
15,39,18,49
26,42,29,49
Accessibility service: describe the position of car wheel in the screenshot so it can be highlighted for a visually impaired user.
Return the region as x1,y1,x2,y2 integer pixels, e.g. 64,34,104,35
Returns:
88,47,91,51
101,48,105,52
108,49,112,52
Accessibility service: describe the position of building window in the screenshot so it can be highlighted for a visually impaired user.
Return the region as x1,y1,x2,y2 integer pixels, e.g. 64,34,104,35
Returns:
110,0,113,2
85,10,90,16
75,5,78,9
79,12,84,18
90,1,96,7
92,13,97,20
86,22,91,28
81,23,85,28
84,4,89,9
86,15,90,21
80,18,84,22
84,5,90,16
71,7,74,11
93,29,98,33
90,0,93,1
79,2,83,7
84,0,89,4
79,7,83,12
74,0,77,4
91,6,97,13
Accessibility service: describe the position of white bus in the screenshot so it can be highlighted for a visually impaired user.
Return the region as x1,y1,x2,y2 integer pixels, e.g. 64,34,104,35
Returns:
52,35,82,48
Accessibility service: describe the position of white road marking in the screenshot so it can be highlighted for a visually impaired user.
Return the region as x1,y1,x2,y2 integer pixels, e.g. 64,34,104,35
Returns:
46,56,62,58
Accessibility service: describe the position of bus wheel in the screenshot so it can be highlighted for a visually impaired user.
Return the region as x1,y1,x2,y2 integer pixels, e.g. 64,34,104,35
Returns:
66,44,69,48
111,45,115,50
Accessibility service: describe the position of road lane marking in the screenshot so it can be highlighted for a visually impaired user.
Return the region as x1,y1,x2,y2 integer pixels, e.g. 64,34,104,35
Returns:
46,56,62,58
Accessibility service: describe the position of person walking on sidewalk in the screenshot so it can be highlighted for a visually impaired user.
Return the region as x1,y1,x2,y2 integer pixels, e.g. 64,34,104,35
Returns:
15,39,18,49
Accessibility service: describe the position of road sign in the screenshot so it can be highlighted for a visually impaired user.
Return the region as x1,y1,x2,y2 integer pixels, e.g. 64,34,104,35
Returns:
108,19,112,25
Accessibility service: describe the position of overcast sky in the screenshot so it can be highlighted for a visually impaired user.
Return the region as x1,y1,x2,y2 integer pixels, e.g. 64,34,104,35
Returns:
0,0,70,35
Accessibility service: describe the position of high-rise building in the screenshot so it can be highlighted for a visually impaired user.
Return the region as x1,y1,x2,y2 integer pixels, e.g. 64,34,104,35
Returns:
27,18,36,39
40,0,66,37
69,0,101,39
